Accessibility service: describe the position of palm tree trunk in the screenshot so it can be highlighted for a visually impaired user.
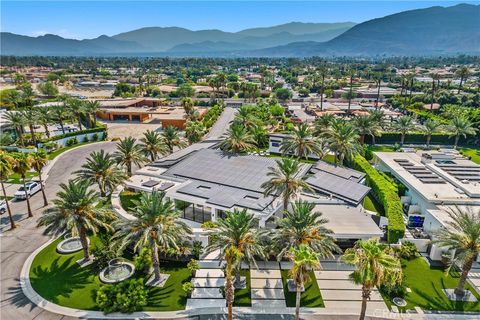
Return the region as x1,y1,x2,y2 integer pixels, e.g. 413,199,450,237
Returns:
226,272,234,320
23,177,33,218
371,134,376,145
59,120,66,134
400,133,405,146
150,152,155,162
38,171,48,206
79,226,90,261
426,134,431,148
283,195,289,213
29,123,37,146
43,124,50,138
150,240,161,281
454,255,475,296
295,281,302,320
127,162,132,176
360,134,365,145
376,81,381,109
77,116,83,131
1,180,15,229
359,286,370,320
454,135,460,149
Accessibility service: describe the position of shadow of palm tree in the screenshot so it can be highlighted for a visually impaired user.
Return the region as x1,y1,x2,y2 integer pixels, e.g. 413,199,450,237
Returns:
5,280,38,310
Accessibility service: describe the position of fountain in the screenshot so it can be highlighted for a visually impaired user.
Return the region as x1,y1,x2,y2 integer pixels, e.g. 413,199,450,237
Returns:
57,237,89,254
99,258,135,284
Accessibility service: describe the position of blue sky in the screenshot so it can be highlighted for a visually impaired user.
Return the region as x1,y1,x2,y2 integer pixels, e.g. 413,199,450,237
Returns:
1,1,477,39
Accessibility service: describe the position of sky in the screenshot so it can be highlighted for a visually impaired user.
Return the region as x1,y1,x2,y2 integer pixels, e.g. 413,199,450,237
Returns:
1,1,477,39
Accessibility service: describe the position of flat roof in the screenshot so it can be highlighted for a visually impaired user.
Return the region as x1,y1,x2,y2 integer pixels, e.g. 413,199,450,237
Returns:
311,161,365,182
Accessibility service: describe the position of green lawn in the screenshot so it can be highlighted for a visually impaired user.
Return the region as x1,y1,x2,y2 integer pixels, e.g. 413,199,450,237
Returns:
48,142,97,160
322,154,335,164
382,257,480,312
233,269,252,306
281,269,324,308
119,191,141,212
363,193,385,216
29,236,191,311
368,145,396,152
7,171,38,184
460,148,480,165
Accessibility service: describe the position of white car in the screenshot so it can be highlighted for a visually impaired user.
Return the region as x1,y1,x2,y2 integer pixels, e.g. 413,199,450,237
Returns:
14,182,42,200
0,200,6,214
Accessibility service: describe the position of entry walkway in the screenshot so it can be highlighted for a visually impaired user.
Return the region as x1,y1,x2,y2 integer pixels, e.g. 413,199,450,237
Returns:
186,266,226,310
250,262,286,308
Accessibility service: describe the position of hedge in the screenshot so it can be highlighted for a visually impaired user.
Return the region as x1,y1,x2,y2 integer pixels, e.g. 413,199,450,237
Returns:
38,127,106,143
364,132,473,146
353,155,405,243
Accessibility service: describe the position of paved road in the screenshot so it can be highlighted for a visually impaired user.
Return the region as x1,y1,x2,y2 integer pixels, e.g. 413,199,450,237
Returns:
204,107,236,141
0,142,116,320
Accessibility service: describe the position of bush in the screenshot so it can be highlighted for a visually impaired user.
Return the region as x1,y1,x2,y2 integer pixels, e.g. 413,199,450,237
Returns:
380,277,408,299
182,282,194,297
353,155,405,243
82,135,89,143
90,247,118,273
38,127,105,143
201,221,218,229
397,241,418,260
134,247,152,273
95,278,148,314
187,259,199,276
65,137,78,146
191,241,203,259
91,132,99,141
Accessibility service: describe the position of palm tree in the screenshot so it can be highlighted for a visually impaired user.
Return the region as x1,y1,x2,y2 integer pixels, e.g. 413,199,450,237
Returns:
140,130,168,162
447,116,477,148
224,246,242,320
314,114,335,135
233,106,256,130
353,115,381,145
51,106,71,134
12,152,34,217
274,200,339,259
421,119,441,148
37,179,114,262
205,209,265,286
74,150,127,197
30,149,49,206
346,68,356,114
114,137,147,176
22,109,38,146
0,151,16,229
322,119,361,165
84,100,100,128
112,191,191,282
181,97,195,115
261,158,310,212
4,111,26,146
281,123,324,159
288,245,321,320
67,98,85,130
433,206,480,296
161,125,186,154
219,124,256,154
456,66,470,94
373,72,383,109
430,73,440,111
37,107,52,139
185,121,205,144
394,115,415,146
317,64,328,111
342,239,402,320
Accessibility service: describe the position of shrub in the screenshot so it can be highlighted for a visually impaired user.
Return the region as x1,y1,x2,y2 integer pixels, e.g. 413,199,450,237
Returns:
82,135,89,143
380,277,408,299
65,137,78,146
182,282,194,297
95,278,148,314
191,241,203,259
397,241,418,260
90,247,118,273
38,127,105,143
353,155,405,243
187,259,199,276
91,132,99,141
134,247,152,273
201,221,218,229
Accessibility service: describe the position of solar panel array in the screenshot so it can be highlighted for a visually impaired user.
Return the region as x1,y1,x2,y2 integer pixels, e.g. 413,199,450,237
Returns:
394,159,446,184
312,161,365,182
436,163,480,182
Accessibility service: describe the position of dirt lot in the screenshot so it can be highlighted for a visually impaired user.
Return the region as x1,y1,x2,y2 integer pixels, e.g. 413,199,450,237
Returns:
105,121,162,139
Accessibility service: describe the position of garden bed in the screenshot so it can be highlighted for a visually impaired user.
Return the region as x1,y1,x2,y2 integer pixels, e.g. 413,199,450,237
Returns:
233,269,252,306
281,270,324,308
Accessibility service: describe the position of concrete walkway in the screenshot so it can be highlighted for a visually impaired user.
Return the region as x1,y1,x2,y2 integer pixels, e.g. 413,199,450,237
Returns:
204,107,236,141
250,266,286,308
186,266,226,310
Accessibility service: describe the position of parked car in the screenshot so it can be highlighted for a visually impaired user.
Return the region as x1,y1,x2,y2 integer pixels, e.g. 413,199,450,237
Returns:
14,181,42,200
0,200,6,214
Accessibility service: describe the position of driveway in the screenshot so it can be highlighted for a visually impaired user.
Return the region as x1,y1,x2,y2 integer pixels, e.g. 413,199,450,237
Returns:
0,141,116,320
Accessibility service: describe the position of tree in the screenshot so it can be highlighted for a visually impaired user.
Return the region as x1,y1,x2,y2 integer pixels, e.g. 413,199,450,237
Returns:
342,239,402,320
185,121,205,144
281,123,324,159
421,119,441,148
67,98,85,130
275,88,293,101
219,124,256,154
261,158,310,212
176,84,195,98
346,68,356,114
30,149,49,206
447,116,477,148
456,66,470,94
84,100,100,128
314,114,335,134
114,82,135,97
37,107,52,138
224,246,242,320
37,179,114,262
11,152,34,217
373,72,383,109
112,191,191,283
430,73,440,111
274,200,338,259
181,97,195,115
114,137,147,176
317,64,328,111
74,150,127,197
322,119,361,165
0,151,16,229
205,209,265,286
394,115,415,146
288,245,321,320
161,125,186,154
4,111,26,146
21,109,38,146
51,106,71,134
353,115,381,145
140,130,167,161
37,81,59,97
433,206,480,296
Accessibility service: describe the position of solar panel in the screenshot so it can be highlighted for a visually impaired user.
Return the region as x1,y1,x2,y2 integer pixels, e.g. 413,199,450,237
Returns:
157,182,174,191
306,172,370,205
141,180,160,187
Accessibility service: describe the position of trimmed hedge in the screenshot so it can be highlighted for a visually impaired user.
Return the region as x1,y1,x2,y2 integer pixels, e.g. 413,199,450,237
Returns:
364,132,472,146
38,127,106,143
353,155,405,243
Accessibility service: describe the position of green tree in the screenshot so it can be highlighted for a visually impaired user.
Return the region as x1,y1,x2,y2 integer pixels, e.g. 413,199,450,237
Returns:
0,151,16,229
67,98,86,130
219,124,256,154
37,107,52,139
51,106,71,135
112,191,191,282
421,119,441,148
176,83,195,98
394,115,415,146
22,109,38,146
30,149,49,206
74,150,127,197
84,100,100,127
433,206,480,296
224,246,242,320
37,179,114,262
342,239,402,320
4,111,26,146
353,115,382,145
114,137,147,176
456,66,470,94
37,81,59,97
288,245,321,320
140,130,167,161
323,119,361,165
12,152,34,217
161,125,186,154
281,123,324,159
275,88,293,101
447,116,477,148
261,158,310,212
185,121,205,144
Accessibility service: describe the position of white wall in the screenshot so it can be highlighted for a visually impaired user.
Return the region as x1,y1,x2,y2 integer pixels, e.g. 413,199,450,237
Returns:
38,131,105,148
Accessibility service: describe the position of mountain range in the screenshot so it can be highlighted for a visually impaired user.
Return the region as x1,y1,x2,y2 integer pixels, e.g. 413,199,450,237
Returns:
1,4,479,57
